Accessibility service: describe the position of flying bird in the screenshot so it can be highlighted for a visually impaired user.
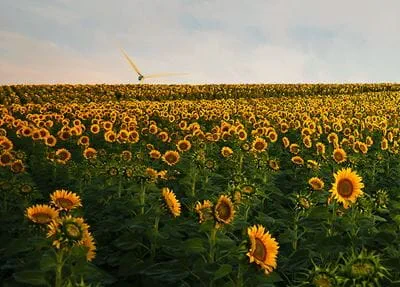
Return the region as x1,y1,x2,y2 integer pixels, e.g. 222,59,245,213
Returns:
120,48,188,82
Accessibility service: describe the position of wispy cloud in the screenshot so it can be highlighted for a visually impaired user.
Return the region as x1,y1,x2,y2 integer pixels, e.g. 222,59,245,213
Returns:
1,0,400,84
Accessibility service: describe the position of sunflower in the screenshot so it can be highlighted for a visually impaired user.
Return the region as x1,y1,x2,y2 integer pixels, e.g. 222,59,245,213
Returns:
82,147,96,160
267,131,278,142
26,204,59,224
214,195,235,224
162,187,181,217
269,159,280,171
11,160,25,173
252,137,268,152
55,148,71,164
247,225,279,275
47,215,90,249
104,130,117,143
306,160,320,170
149,149,161,160
282,137,290,148
78,136,90,146
177,139,192,152
291,156,304,166
330,168,364,208
381,138,388,150
0,152,13,166
194,200,213,223
289,144,300,154
316,142,326,155
221,146,233,158
44,135,57,147
50,189,82,211
309,177,325,191
121,150,132,161
90,124,100,134
82,231,96,261
332,148,347,164
162,150,180,166
303,136,312,148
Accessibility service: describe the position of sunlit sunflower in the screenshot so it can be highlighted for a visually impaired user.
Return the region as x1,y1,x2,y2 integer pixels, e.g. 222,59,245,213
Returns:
78,136,90,146
194,200,213,223
247,224,279,275
291,156,304,166
214,195,235,224
50,189,82,211
252,137,268,153
0,152,13,166
44,135,57,147
282,137,290,148
26,204,59,224
83,147,97,160
221,146,233,158
162,187,181,217
267,131,278,142
332,148,347,164
55,148,71,164
306,160,320,170
269,159,280,171
330,168,364,208
381,138,388,150
308,177,325,191
316,142,326,155
176,139,192,152
162,150,180,166
289,144,300,154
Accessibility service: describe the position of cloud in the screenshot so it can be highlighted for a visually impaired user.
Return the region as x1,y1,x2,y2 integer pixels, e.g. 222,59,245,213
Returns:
1,0,400,84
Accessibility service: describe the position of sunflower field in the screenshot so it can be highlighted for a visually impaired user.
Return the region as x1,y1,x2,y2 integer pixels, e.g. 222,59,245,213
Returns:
0,84,400,287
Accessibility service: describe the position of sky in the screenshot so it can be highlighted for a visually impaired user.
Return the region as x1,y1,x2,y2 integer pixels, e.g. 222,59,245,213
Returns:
0,0,400,84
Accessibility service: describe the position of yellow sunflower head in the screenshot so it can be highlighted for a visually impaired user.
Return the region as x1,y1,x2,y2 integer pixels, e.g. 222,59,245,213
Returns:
82,232,96,261
308,177,325,191
332,148,347,164
221,146,233,158
47,215,90,249
252,137,268,153
26,204,59,224
162,187,181,217
176,139,192,152
247,224,279,275
194,200,213,223
291,156,304,166
330,168,364,208
214,195,235,225
50,189,82,211
162,150,180,166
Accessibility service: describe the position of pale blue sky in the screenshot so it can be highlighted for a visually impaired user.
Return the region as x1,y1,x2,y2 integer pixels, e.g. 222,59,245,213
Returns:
1,0,399,84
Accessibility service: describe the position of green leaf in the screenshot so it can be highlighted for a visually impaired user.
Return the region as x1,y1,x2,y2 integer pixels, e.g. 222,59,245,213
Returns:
40,251,56,272
213,264,232,280
184,238,206,254
13,270,48,286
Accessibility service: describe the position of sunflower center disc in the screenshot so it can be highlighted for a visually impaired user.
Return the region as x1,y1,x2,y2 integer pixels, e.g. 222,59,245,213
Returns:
57,198,74,209
216,202,231,221
254,238,267,261
338,179,354,198
35,213,52,224
65,223,82,239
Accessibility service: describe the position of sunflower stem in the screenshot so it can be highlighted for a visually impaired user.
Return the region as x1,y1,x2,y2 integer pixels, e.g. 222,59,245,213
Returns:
190,169,197,197
55,249,64,287
117,176,122,198
151,215,160,260
236,263,243,287
139,179,146,215
209,227,217,263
